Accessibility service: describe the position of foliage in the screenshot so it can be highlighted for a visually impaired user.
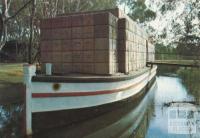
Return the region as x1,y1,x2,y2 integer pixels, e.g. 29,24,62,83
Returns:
177,68,200,99
155,42,177,60
0,0,118,62
120,0,156,23
157,0,200,57
175,16,200,57
119,0,156,23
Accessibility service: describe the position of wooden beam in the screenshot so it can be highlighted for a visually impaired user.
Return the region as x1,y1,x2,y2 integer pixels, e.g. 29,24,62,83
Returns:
147,61,200,68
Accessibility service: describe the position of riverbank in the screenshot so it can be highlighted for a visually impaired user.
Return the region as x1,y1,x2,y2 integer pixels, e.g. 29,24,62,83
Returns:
0,63,24,104
177,68,200,100
152,65,200,102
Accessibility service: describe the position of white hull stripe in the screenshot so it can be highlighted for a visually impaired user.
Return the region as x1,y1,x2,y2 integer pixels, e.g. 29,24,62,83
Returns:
32,73,153,98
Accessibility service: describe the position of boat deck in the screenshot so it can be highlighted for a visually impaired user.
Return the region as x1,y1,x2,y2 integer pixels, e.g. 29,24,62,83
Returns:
32,67,156,83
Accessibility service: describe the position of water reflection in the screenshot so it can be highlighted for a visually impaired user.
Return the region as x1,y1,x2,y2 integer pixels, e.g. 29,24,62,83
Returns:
0,103,23,138
145,76,199,138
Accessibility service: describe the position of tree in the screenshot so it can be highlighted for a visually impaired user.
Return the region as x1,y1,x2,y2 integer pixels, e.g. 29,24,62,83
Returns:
166,0,200,58
0,0,12,50
0,0,118,62
119,0,156,23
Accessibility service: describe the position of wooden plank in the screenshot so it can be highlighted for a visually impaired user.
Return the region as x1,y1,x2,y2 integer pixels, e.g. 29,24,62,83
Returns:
147,61,200,68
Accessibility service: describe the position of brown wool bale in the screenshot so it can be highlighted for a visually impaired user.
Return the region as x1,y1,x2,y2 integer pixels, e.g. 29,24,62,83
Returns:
63,63,72,74
83,63,95,74
94,63,110,75
83,39,94,50
72,39,83,51
93,12,117,27
72,63,83,73
83,51,94,63
40,52,52,63
62,40,72,51
62,52,72,63
94,25,110,38
71,14,83,27
72,51,83,63
95,38,112,50
52,52,62,63
52,63,63,74
82,26,94,38
72,27,82,39
94,50,109,63
83,14,94,26
40,41,53,52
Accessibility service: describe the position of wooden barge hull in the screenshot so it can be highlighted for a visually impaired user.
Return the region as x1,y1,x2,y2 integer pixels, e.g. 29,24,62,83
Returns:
23,65,157,135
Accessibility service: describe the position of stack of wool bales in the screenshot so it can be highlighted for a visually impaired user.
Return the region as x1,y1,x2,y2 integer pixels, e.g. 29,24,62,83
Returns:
117,18,136,73
105,8,149,73
117,15,148,73
40,16,72,74
135,28,147,70
106,8,149,72
40,8,154,75
93,12,118,74
40,12,118,75
147,43,155,62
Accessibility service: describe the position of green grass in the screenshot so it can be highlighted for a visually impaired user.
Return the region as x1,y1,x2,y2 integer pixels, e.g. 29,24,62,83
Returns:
177,68,200,96
0,63,23,85
0,63,24,104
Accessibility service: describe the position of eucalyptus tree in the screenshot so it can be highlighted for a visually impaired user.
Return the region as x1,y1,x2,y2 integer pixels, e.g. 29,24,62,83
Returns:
118,0,157,44
0,0,118,62
157,0,200,59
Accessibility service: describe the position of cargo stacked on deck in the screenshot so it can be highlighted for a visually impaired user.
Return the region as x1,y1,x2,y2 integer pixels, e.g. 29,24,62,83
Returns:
40,16,72,74
118,18,135,73
147,43,155,62
135,28,148,70
40,12,118,75
111,8,149,72
40,8,154,75
117,14,148,73
93,12,118,74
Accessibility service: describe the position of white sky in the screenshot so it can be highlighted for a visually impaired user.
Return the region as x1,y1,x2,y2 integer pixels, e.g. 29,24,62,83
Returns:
118,0,199,45
148,1,186,32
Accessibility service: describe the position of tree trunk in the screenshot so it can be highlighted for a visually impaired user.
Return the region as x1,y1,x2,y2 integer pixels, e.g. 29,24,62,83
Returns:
28,0,36,64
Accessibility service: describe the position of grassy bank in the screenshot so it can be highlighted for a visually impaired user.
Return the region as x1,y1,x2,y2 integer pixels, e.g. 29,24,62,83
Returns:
0,63,23,84
0,63,24,104
177,68,200,98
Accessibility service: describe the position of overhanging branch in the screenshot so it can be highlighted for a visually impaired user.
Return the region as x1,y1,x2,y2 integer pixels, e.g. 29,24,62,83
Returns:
5,0,33,22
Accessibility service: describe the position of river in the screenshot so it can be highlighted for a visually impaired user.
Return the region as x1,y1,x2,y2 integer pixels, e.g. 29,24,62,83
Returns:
0,74,200,138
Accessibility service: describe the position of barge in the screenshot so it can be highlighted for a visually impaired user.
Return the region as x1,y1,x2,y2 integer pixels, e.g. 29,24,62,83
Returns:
23,65,156,135
32,76,156,138
23,8,157,135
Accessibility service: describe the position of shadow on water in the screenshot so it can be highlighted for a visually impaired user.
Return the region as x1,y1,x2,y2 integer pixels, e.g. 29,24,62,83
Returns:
0,103,23,138
156,65,179,77
0,83,24,104
0,82,24,138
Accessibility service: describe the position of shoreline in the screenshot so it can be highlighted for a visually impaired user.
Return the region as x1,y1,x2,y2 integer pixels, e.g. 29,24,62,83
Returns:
0,63,23,104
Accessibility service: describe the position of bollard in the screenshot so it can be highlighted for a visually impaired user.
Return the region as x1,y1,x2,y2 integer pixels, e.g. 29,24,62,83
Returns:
23,64,36,136
46,63,52,75
23,64,36,85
